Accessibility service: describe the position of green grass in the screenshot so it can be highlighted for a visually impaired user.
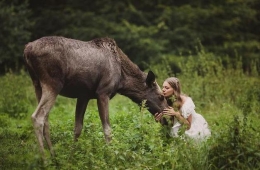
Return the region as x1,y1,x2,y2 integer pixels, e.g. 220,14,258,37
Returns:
0,50,260,169
1,95,259,170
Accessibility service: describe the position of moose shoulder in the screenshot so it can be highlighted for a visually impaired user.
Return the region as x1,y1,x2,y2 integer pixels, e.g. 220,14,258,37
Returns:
24,36,168,156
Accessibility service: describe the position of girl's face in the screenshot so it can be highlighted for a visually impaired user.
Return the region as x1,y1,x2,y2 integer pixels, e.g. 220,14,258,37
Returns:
162,81,174,98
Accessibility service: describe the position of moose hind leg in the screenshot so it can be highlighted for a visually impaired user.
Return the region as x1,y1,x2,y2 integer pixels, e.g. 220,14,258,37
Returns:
74,98,89,141
31,87,58,156
43,118,54,156
33,79,42,103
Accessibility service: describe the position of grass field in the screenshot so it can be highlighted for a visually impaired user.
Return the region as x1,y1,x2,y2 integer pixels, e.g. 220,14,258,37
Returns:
0,52,259,169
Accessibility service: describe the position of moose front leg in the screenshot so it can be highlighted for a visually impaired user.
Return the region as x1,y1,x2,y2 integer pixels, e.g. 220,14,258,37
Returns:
74,98,89,141
97,95,111,143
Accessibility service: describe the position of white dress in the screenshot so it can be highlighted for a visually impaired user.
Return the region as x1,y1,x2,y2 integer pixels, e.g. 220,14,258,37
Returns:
171,97,211,140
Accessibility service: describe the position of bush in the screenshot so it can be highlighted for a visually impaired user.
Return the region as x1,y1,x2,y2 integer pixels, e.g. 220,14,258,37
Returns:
208,115,260,169
0,49,260,169
236,81,260,115
0,70,33,118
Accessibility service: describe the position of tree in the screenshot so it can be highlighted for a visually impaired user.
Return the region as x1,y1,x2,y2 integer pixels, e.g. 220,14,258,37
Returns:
1,0,259,73
0,0,33,73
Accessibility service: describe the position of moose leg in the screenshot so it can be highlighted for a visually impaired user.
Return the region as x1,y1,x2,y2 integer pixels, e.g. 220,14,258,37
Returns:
74,98,89,141
97,95,111,143
33,80,42,103
31,87,57,157
27,67,42,103
43,115,54,156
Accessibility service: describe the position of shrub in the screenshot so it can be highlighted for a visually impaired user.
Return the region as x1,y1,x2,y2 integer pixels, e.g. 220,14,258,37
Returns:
0,70,33,118
0,49,260,169
208,115,260,169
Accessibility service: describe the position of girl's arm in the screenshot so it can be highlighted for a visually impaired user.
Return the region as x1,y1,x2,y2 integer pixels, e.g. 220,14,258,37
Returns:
154,112,175,126
163,107,192,129
175,113,192,129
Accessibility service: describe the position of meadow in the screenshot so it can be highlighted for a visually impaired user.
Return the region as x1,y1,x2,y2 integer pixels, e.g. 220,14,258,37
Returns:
0,50,259,170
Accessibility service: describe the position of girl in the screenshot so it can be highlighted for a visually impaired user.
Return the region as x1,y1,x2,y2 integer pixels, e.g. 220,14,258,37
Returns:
155,77,211,140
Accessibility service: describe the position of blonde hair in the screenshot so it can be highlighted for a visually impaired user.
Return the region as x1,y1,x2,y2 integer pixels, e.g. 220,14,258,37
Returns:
164,77,182,110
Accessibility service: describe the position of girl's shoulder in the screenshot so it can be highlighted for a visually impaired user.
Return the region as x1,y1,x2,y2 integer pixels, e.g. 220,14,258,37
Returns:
180,96,196,117
181,95,190,103
182,96,195,108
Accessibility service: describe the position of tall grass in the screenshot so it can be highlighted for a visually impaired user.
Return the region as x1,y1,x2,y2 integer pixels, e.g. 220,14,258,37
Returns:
0,49,259,169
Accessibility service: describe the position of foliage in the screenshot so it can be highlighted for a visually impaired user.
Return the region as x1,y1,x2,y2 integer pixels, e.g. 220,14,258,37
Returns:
208,115,260,169
236,83,260,115
0,70,34,118
1,0,260,73
0,50,260,169
0,0,33,72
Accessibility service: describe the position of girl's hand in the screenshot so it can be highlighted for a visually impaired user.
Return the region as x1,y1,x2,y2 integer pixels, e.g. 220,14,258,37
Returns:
162,107,180,117
154,112,163,122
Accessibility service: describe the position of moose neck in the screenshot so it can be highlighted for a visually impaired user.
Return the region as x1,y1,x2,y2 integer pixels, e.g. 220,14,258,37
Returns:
118,76,147,105
117,48,147,105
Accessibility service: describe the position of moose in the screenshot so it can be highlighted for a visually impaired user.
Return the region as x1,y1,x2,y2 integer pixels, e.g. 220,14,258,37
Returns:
24,36,168,156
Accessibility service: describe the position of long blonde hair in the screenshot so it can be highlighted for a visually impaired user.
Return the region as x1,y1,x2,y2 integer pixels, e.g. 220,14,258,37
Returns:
164,77,182,110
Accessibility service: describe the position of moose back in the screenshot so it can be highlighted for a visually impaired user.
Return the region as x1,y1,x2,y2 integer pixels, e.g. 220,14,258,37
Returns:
24,36,167,156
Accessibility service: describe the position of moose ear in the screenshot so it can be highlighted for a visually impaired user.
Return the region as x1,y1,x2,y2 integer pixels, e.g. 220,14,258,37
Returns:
146,71,156,87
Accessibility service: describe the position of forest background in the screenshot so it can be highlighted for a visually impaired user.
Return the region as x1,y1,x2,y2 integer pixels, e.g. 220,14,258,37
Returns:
0,0,260,169
0,0,259,73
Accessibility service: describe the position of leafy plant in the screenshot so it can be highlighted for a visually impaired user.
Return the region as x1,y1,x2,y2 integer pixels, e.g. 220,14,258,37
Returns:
0,49,259,169
0,70,33,118
208,115,260,169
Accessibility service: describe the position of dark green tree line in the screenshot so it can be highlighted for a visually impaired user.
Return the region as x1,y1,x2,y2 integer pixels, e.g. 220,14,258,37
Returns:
0,0,33,72
0,0,259,73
